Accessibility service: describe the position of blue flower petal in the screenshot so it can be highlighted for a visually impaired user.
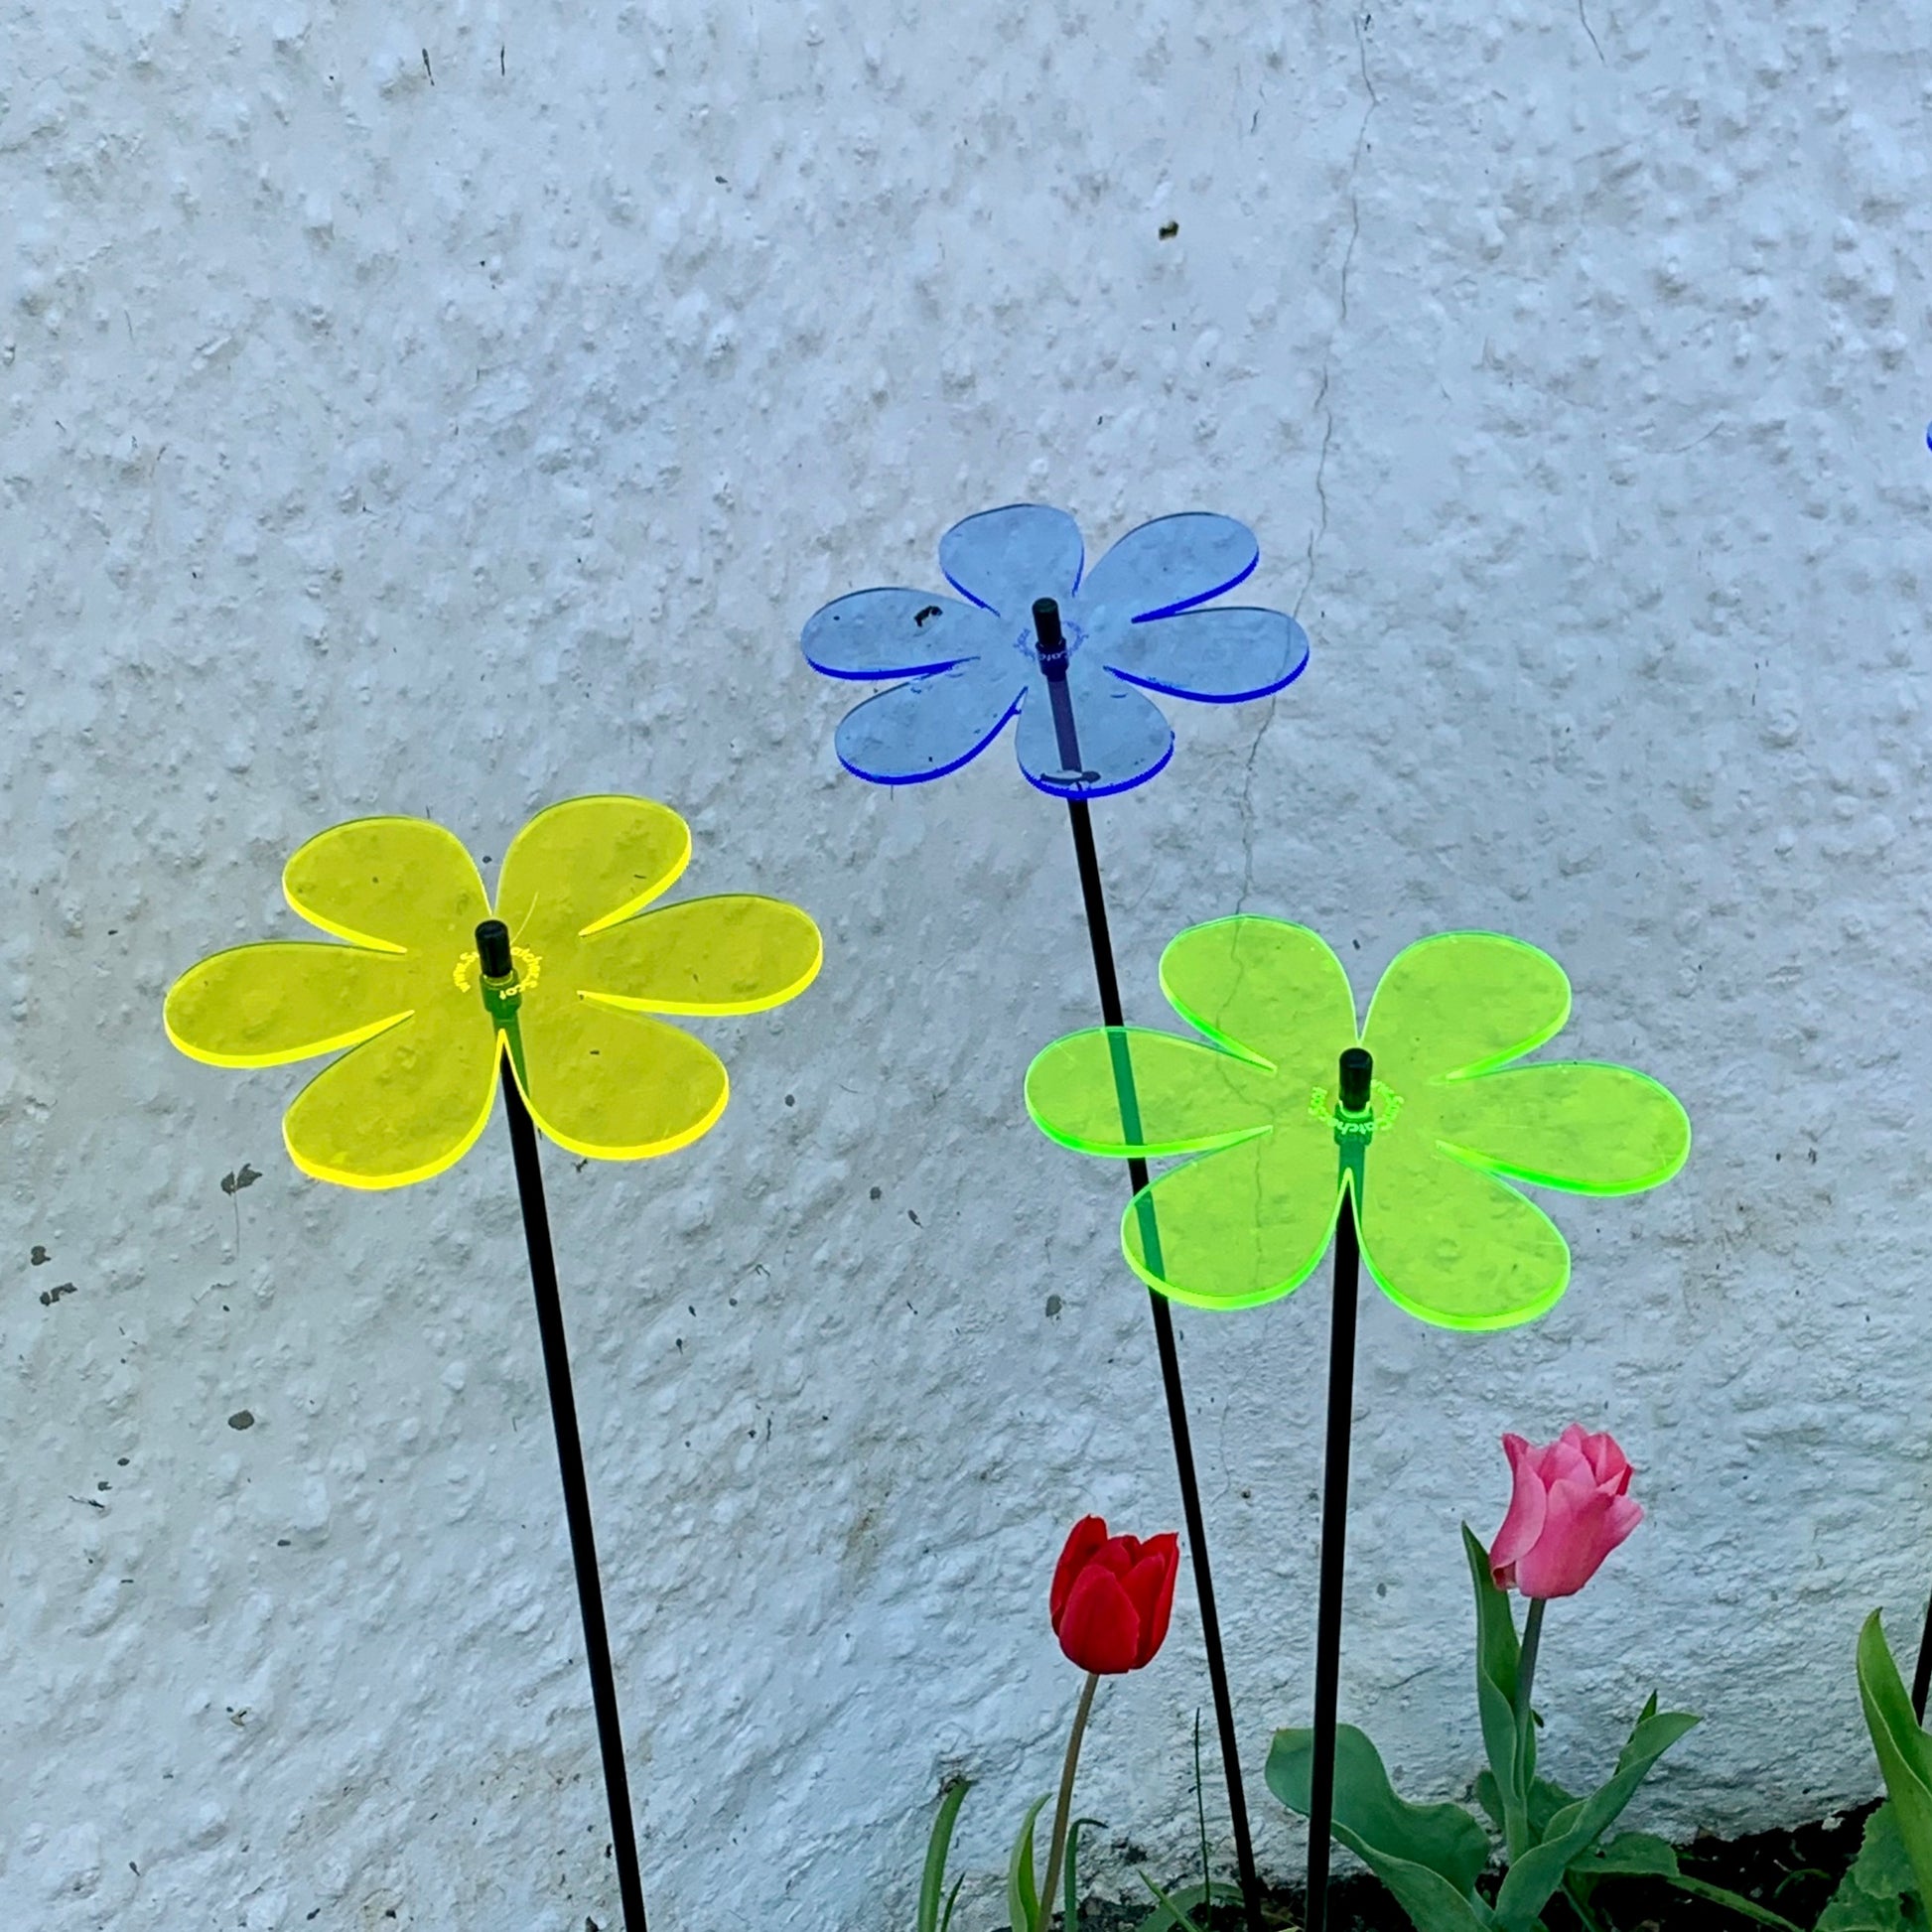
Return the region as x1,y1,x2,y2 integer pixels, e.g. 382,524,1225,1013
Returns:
833,656,1027,785
1074,513,1259,624
1103,606,1311,705
938,503,1084,618
801,587,1004,681
1015,656,1174,800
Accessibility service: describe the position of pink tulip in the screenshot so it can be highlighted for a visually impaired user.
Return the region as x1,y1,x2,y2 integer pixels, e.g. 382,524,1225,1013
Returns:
1488,1425,1643,1599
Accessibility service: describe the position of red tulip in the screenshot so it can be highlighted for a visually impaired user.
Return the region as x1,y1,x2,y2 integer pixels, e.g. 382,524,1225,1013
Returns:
1049,1515,1179,1674
1488,1425,1643,1599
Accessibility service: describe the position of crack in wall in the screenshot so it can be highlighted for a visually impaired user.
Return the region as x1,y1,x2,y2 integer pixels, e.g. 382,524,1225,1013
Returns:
1579,0,1606,64
1238,13,1379,912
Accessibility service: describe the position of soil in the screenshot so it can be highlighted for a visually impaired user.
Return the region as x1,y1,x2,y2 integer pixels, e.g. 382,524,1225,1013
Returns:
1070,1801,1883,1931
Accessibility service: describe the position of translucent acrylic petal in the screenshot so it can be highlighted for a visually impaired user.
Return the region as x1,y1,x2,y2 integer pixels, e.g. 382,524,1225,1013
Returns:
1363,932,1571,1087
1102,606,1310,705
1356,1127,1571,1331
1074,512,1259,623
1121,1129,1341,1311
938,503,1084,618
284,817,487,954
833,657,1024,785
800,588,1004,680
1025,1028,1276,1158
513,998,729,1161
282,999,498,1189
574,895,823,1015
1431,1061,1692,1195
495,795,692,951
166,943,415,1067
1158,917,1358,1087
1014,657,1173,799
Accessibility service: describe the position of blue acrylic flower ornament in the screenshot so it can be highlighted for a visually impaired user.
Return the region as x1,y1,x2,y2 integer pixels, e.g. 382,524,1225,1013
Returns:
800,503,1310,799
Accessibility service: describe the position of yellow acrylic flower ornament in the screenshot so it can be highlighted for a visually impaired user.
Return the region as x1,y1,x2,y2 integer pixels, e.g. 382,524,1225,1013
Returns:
165,796,822,1187
1025,916,1689,1330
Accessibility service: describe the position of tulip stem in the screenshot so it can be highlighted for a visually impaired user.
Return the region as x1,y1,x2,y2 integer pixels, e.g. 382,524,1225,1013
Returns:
1041,601,1263,1932
1036,1672,1100,1930
1512,1596,1546,1858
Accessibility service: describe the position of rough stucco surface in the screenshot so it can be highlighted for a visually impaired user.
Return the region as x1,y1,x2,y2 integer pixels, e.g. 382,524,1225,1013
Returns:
5,0,1932,1926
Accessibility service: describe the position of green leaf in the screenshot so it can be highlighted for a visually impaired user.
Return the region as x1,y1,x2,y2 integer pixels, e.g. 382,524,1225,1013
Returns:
1859,1610,1932,1915
1064,1816,1104,1929
1664,1875,1810,1931
919,1779,971,1932
1008,1792,1048,1932
1819,1804,1920,1932
939,1876,963,1932
1490,1707,1700,1932
1528,1777,1579,1841
1573,1831,1805,1932
1135,1870,1209,1932
1132,1879,1246,1931
1463,1525,1530,1858
1268,1725,1492,1896
1576,1830,1678,1878
1473,1771,1503,1833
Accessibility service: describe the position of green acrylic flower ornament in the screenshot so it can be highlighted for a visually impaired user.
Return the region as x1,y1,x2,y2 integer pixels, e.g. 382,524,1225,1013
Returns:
1025,916,1690,1331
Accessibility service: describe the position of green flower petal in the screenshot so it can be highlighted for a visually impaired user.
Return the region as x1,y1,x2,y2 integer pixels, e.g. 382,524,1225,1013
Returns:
283,1001,498,1188
1159,915,1358,1084
1356,1127,1570,1331
573,895,823,1015
495,795,692,952
1026,1028,1276,1159
284,817,487,954
513,997,729,1161
1122,1127,1341,1311
1431,1061,1692,1194
165,942,414,1067
1363,932,1570,1086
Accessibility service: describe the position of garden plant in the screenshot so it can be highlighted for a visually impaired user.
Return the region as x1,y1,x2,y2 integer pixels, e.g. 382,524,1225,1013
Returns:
1265,1430,1932,1932
1027,914,1689,1931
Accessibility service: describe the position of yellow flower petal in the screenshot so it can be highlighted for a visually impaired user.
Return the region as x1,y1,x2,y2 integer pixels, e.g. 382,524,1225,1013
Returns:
284,817,487,954
494,795,692,952
283,998,498,1188
572,895,823,1015
511,997,728,1161
1356,1125,1570,1331
165,943,414,1067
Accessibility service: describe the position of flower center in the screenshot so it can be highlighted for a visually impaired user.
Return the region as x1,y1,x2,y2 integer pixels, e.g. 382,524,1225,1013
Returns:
1014,613,1087,663
452,944,542,996
1308,1078,1403,1139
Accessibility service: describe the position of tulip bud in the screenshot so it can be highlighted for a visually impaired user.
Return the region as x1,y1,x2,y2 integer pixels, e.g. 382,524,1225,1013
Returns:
1488,1425,1643,1599
1049,1515,1180,1675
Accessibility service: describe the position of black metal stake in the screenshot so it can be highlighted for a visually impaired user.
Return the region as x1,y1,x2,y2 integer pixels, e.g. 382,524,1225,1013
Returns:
1034,601,1265,1932
1913,1592,1932,1724
479,919,649,1932
1306,1045,1374,1932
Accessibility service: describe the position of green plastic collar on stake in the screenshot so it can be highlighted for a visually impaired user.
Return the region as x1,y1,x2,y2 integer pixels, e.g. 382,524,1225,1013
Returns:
1025,916,1690,1330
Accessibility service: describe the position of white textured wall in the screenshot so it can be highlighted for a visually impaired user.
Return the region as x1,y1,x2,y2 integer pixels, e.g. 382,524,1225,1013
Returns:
5,1,1932,1926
